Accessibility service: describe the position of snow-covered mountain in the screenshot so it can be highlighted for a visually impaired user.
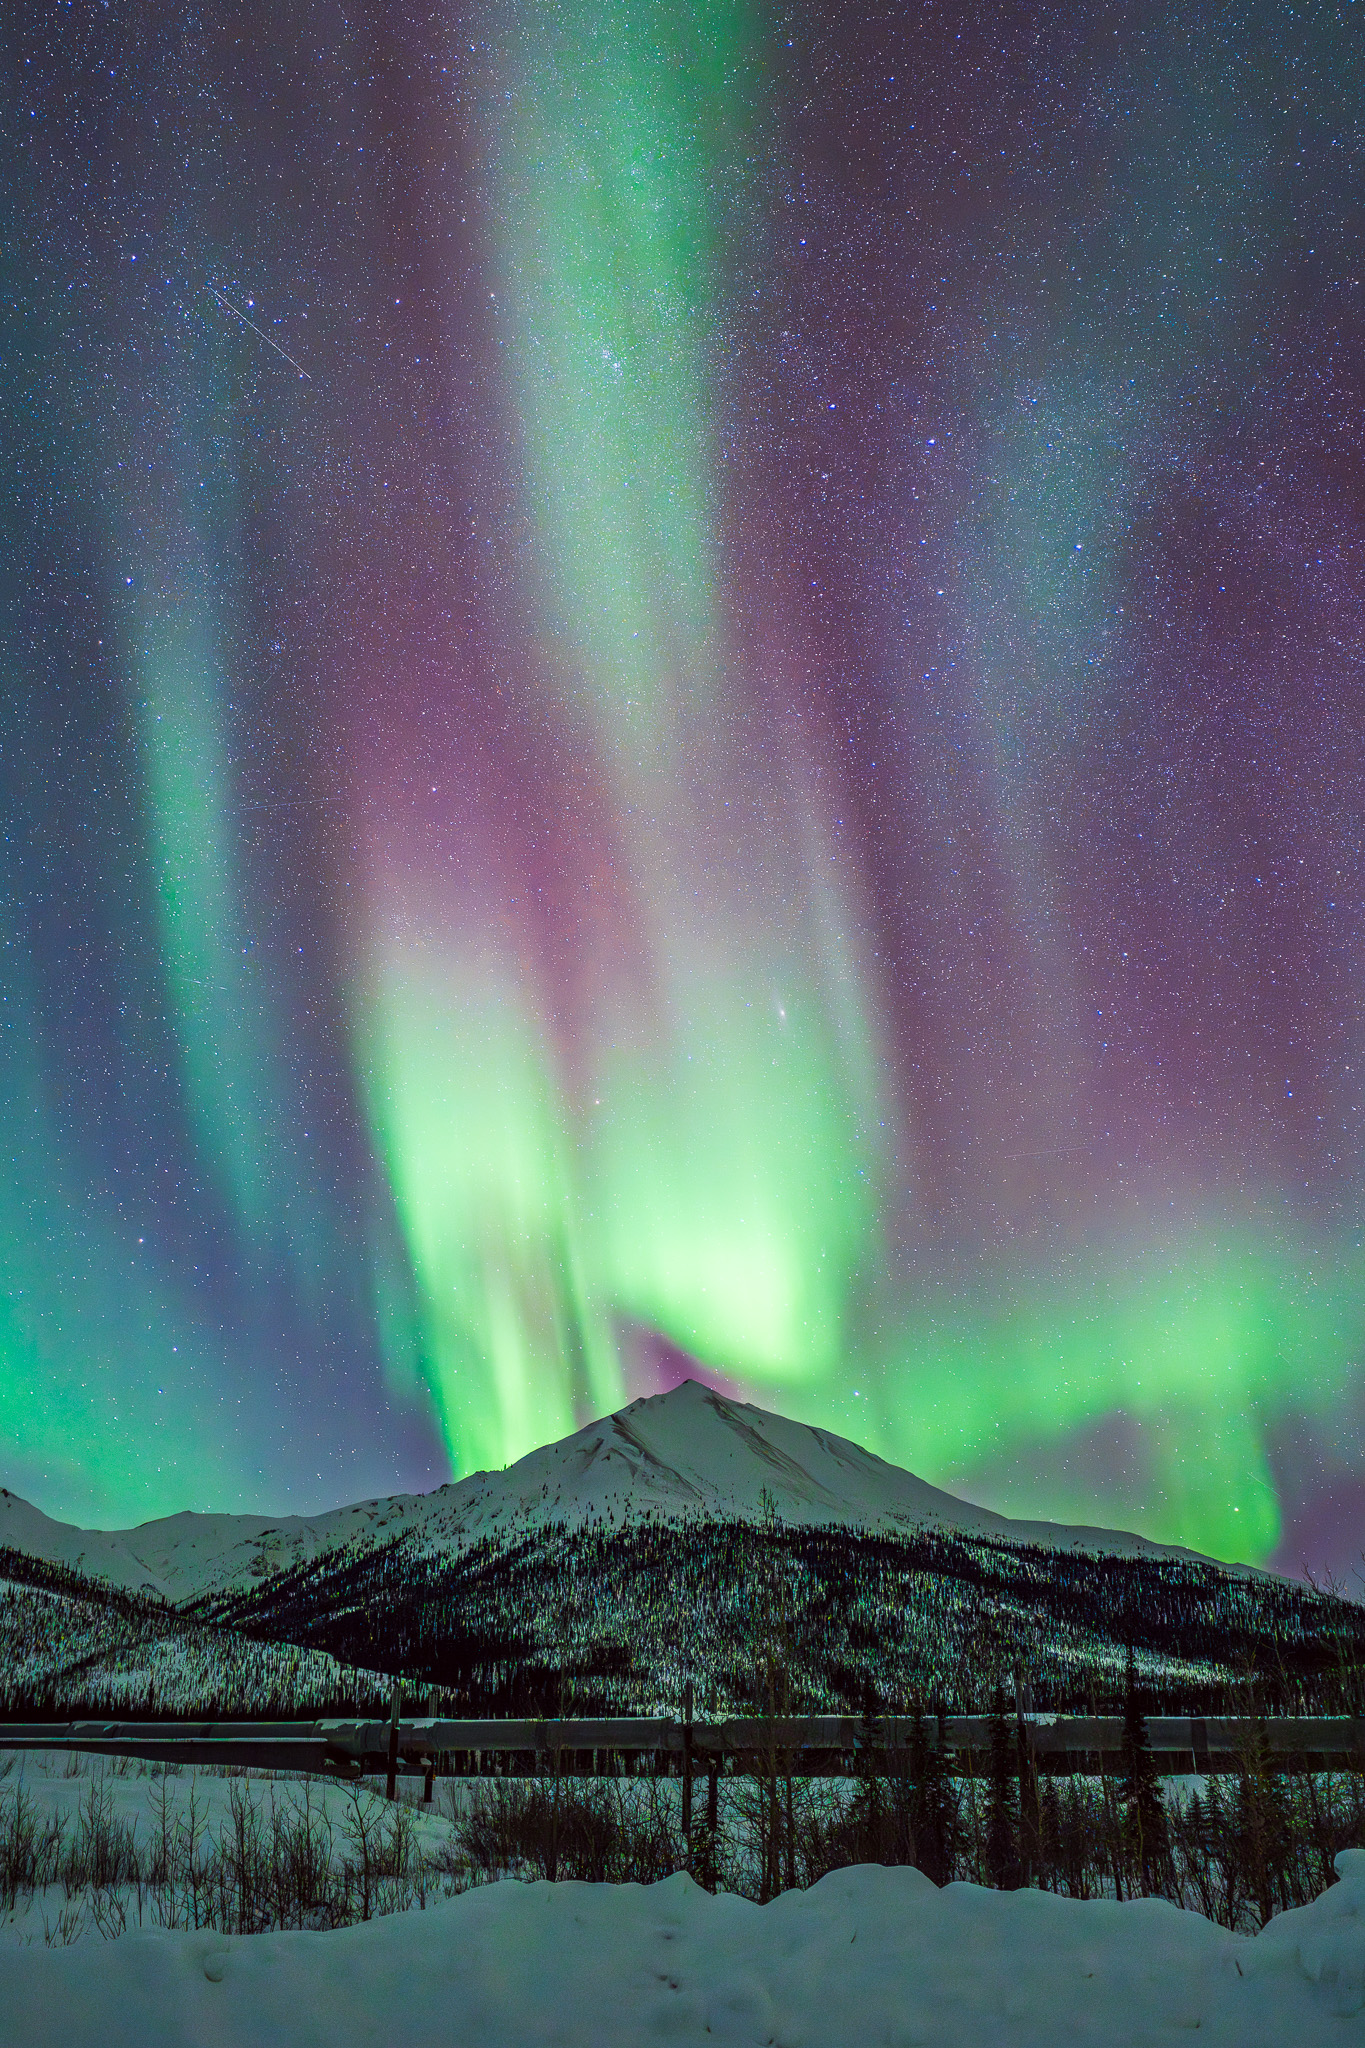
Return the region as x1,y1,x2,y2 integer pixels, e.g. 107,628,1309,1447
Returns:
0,1487,431,1605
0,1380,1244,1603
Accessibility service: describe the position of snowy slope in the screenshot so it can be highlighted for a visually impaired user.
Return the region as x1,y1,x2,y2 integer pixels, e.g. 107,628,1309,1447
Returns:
2,1854,1362,2048
0,1488,419,1604
0,1568,390,1716
0,1381,1242,1603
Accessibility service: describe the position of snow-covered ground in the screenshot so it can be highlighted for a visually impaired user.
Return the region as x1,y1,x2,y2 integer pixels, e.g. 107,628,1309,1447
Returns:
2,1847,1363,2046
0,1752,456,1950
2,1755,1363,2045
0,1381,1237,1603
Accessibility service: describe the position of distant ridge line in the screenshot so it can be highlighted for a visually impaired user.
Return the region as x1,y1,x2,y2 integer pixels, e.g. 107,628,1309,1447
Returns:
0,1379,1264,1605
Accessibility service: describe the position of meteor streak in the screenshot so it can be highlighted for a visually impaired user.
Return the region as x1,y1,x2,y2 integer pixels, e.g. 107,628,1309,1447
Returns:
205,285,311,380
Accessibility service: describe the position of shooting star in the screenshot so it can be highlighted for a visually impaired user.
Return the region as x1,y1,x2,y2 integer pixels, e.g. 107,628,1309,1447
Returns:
1003,1143,1095,1163
205,285,311,380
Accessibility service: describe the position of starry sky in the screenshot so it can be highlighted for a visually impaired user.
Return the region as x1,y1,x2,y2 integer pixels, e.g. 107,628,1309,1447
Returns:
3,0,1363,1576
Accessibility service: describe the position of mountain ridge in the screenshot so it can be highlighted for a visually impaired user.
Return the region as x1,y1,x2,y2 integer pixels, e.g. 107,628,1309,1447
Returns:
0,1381,1258,1603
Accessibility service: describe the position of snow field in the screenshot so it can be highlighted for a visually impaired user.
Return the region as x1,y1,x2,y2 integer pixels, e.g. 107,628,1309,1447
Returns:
0,1748,444,1840
5,1755,1365,2044
0,1753,459,1947
2,1851,1364,2047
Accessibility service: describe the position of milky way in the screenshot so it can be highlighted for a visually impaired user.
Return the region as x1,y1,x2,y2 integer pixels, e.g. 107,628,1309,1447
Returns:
3,0,1362,1574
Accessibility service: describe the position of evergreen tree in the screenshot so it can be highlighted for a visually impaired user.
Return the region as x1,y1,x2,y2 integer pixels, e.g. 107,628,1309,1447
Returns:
1119,1649,1168,1892
985,1685,1022,1889
1234,1707,1291,1927
1038,1778,1063,1892
1014,1664,1041,1885
909,1694,954,1884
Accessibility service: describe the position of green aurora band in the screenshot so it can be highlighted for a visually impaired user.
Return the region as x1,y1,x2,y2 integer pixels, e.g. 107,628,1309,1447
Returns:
3,0,1361,1567
358,0,1365,1566
366,0,885,1476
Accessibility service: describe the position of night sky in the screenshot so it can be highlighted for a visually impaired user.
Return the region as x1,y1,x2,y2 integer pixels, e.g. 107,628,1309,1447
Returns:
3,0,1363,1576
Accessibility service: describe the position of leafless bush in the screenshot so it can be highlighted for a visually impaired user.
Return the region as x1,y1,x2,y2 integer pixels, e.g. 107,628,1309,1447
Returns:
64,1777,140,1892
451,1756,1365,1924
0,1768,465,1939
42,1899,85,1946
4,1751,1364,1941
452,1775,683,1886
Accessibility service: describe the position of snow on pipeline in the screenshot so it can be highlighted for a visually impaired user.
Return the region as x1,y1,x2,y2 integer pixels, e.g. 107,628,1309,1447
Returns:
3,1858,1364,2048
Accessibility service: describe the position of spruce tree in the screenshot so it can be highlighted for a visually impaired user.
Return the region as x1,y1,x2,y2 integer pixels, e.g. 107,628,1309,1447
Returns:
1119,1648,1167,1892
1039,1777,1063,1892
985,1684,1022,1889
1014,1668,1041,1886
1234,1708,1290,1928
909,1695,953,1884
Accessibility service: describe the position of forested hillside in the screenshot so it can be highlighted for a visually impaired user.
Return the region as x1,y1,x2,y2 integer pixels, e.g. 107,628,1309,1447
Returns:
0,1548,390,1718
199,1516,1365,1717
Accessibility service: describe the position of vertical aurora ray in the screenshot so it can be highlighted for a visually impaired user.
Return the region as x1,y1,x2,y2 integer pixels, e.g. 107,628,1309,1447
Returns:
112,319,361,1335
498,0,738,735
363,0,887,1466
501,0,887,1399
128,568,339,1315
6,0,1365,1567
360,941,616,1473
133,589,276,1242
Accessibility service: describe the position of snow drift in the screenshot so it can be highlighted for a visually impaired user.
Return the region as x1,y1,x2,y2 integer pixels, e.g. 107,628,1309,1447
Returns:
3,1851,1363,2048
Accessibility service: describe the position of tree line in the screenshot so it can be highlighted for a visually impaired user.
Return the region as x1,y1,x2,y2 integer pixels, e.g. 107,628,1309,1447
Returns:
197,1512,1365,1718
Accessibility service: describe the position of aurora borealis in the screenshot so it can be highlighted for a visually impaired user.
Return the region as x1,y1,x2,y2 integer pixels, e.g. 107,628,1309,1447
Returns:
3,0,1363,1575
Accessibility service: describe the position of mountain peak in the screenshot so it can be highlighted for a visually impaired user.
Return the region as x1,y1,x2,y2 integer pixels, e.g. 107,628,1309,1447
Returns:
0,1381,1251,1603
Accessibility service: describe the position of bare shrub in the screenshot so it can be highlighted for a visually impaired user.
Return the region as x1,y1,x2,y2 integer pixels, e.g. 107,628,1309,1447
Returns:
3,1745,1363,1941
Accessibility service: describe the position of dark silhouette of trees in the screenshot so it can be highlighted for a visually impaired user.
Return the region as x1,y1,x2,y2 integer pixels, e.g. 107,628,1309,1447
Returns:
198,1513,1365,1718
1120,1649,1169,1892
9,1511,1365,1723
985,1687,1022,1889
